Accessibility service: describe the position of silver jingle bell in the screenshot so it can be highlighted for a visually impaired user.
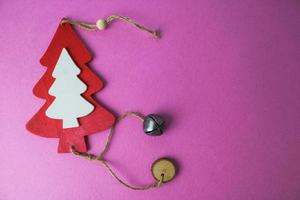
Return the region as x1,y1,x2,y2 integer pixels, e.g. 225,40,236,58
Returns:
143,114,165,136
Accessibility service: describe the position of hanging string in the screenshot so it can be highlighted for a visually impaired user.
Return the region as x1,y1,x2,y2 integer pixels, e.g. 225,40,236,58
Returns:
71,111,164,190
61,15,160,39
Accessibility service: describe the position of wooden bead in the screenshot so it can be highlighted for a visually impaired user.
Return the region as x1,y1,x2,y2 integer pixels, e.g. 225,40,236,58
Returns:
96,19,107,30
151,158,176,183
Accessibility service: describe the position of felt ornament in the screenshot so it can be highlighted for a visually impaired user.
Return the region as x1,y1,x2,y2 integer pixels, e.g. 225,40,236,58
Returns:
26,15,177,190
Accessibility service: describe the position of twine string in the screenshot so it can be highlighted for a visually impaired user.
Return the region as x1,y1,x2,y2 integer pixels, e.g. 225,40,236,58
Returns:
60,15,161,189
97,111,145,160
61,15,160,38
71,111,164,190
61,18,97,31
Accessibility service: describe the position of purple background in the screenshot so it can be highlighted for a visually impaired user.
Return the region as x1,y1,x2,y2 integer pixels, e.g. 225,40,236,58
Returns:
1,0,300,200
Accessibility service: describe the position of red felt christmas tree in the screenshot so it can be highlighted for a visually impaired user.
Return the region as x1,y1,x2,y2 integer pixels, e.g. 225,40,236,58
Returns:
26,21,115,153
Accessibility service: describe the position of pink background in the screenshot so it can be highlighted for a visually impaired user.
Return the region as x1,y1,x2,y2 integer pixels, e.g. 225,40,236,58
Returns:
1,0,300,200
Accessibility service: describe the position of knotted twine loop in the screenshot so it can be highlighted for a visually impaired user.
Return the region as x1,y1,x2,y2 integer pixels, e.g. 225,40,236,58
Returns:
61,15,160,39
71,111,164,190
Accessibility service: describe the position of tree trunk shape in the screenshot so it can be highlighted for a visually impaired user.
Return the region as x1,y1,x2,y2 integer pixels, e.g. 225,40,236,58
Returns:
63,118,79,128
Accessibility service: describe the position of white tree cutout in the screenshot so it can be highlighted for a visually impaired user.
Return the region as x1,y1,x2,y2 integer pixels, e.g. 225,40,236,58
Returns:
45,48,94,128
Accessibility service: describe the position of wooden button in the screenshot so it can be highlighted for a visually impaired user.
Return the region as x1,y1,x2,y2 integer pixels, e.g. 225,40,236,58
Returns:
151,158,176,183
